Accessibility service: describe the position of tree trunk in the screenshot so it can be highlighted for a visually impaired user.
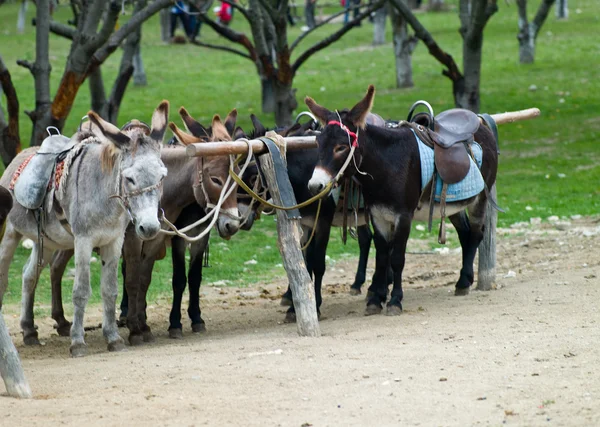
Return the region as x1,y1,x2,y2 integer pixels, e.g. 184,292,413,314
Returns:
17,0,27,34
0,56,21,166
389,4,417,88
273,80,297,127
457,35,482,113
372,6,387,45
261,78,275,114
29,0,52,146
556,0,567,19
88,67,108,118
132,44,147,86
517,0,535,64
160,8,171,42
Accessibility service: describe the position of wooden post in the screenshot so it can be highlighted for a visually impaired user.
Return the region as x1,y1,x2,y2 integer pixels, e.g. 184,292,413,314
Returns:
477,184,497,291
256,148,321,337
0,314,32,398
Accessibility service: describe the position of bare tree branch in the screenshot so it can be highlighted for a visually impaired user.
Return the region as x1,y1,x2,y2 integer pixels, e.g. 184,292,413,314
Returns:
198,11,258,61
388,0,463,83
16,59,34,74
532,0,556,38
468,0,498,44
33,18,76,39
89,1,121,52
88,67,107,116
292,0,385,74
290,7,350,52
191,40,253,60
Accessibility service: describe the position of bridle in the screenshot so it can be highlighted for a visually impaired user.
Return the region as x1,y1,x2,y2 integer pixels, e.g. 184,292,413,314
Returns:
194,154,242,221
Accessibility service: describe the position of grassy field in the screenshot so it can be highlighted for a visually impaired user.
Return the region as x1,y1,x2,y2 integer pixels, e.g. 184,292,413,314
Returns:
0,1,598,310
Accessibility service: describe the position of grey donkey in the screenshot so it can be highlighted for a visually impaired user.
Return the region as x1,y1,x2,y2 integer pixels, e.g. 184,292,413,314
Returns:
0,101,169,357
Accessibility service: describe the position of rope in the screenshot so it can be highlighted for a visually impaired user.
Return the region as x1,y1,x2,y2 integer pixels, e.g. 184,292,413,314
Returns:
158,138,254,242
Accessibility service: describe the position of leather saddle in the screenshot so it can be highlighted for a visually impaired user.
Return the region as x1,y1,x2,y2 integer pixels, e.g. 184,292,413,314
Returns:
430,109,481,184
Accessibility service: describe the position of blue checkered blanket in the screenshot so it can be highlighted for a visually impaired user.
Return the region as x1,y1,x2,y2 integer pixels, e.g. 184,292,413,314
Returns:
412,129,484,202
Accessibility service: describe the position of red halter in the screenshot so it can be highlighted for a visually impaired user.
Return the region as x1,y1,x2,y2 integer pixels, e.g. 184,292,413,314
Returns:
328,120,358,147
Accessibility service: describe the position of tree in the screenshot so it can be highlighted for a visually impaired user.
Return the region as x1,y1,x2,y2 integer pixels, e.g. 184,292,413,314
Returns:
517,0,556,64
0,55,21,167
389,0,498,113
389,3,418,88
19,0,172,146
555,0,567,19
195,0,384,126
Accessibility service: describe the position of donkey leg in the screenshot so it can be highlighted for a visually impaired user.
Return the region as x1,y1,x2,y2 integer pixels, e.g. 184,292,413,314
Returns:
308,220,331,318
365,227,391,316
169,236,187,339
188,235,209,333
350,224,372,295
386,215,412,316
70,238,94,357
118,258,128,327
137,255,156,343
0,223,21,307
450,204,485,296
20,245,53,345
99,240,126,352
123,231,144,345
50,249,74,337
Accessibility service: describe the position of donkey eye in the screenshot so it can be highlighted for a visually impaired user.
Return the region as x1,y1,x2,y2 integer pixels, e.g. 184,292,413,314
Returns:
211,177,224,186
334,145,348,154
126,177,135,186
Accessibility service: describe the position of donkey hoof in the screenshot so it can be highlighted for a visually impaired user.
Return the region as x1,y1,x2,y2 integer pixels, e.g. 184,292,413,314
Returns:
191,323,206,333
117,316,127,328
70,343,87,358
455,287,470,296
23,334,41,346
284,312,296,323
169,328,183,339
142,330,155,343
128,334,144,346
365,291,375,301
55,322,72,337
365,304,382,316
349,287,362,296
108,338,126,352
280,296,292,307
385,305,403,316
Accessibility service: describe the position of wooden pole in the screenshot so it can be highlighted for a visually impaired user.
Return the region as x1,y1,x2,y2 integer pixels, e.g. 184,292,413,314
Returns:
256,149,321,337
477,184,497,291
185,136,317,158
0,314,32,398
490,108,540,125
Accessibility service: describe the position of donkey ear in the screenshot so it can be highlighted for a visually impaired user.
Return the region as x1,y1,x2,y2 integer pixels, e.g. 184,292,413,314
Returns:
150,100,170,142
211,114,231,141
224,109,238,137
233,126,246,140
347,85,375,129
179,107,209,138
169,122,202,146
87,111,130,148
250,114,267,137
282,122,301,137
304,96,332,125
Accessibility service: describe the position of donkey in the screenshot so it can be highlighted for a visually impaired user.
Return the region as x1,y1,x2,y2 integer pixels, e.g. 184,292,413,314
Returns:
305,86,498,315
0,186,11,241
0,101,169,356
46,110,243,343
248,116,375,321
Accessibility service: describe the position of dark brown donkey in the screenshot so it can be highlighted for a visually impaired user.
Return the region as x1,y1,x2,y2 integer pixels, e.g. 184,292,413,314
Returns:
305,86,498,315
0,186,11,241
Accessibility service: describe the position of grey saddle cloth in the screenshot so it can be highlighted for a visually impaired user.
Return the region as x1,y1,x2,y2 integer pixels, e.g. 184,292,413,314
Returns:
13,133,74,210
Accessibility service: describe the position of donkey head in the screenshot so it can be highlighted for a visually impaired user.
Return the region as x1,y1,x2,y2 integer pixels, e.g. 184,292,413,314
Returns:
305,85,375,195
88,100,169,241
170,109,241,239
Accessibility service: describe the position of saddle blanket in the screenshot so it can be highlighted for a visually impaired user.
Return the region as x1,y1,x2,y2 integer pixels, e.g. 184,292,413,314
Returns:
412,129,485,202
11,133,73,210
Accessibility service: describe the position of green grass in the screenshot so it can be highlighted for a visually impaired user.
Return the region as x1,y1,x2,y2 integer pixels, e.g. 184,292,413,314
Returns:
0,1,599,307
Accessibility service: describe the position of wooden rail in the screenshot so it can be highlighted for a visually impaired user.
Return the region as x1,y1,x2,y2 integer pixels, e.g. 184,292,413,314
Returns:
185,108,541,158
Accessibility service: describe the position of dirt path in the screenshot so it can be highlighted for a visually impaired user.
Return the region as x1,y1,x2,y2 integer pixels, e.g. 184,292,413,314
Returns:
2,218,599,426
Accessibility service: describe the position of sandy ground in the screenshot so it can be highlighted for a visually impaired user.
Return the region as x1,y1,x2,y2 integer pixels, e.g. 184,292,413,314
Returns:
1,217,599,426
